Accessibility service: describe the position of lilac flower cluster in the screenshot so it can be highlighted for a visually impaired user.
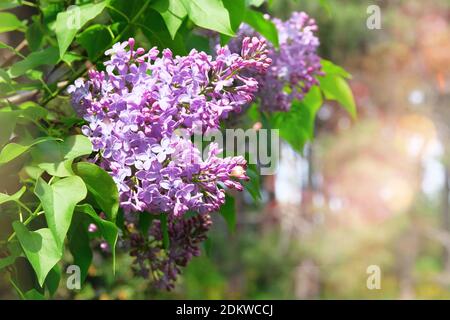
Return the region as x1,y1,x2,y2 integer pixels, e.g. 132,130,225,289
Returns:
69,37,270,217
229,12,323,111
129,213,212,290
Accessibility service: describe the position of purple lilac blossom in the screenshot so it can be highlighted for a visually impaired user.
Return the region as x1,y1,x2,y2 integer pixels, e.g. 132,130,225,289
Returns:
69,37,270,217
229,11,323,112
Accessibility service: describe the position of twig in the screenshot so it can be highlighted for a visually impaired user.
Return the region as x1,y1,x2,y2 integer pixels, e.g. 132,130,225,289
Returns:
41,0,152,106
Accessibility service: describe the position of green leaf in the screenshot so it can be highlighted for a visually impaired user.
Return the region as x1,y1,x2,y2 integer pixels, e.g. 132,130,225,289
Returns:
60,135,93,160
180,0,234,36
0,40,13,49
13,222,62,287
18,102,48,121
7,240,23,257
40,160,75,178
73,162,119,222
44,264,61,296
138,212,157,234
319,74,356,119
24,165,44,180
0,68,11,84
139,9,187,55
26,17,45,51
68,216,92,284
0,186,25,205
0,12,23,33
160,213,170,250
55,1,107,58
321,59,351,79
243,163,261,202
62,52,84,65
151,0,187,39
220,0,245,44
77,24,113,60
0,110,21,146
245,0,265,7
243,9,279,48
108,0,141,21
0,137,60,165
0,1,19,11
75,204,119,273
34,176,87,248
0,255,16,270
8,47,59,78
203,236,212,257
318,0,332,16
225,0,245,31
270,86,323,152
31,135,92,177
219,194,236,233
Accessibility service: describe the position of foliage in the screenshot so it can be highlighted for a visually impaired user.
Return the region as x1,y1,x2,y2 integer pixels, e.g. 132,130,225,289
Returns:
0,0,354,298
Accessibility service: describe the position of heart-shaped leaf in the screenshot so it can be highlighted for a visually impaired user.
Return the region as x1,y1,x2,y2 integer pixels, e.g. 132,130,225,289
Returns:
34,176,87,248
55,1,107,58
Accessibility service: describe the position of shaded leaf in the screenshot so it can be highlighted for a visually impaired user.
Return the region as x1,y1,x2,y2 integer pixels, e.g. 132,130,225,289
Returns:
34,176,87,248
219,194,236,233
77,24,113,60
246,0,265,7
24,289,45,300
18,102,48,121
73,162,119,222
0,110,21,146
321,59,351,78
0,255,16,270
243,163,261,202
270,86,323,152
138,212,157,234
75,204,119,273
